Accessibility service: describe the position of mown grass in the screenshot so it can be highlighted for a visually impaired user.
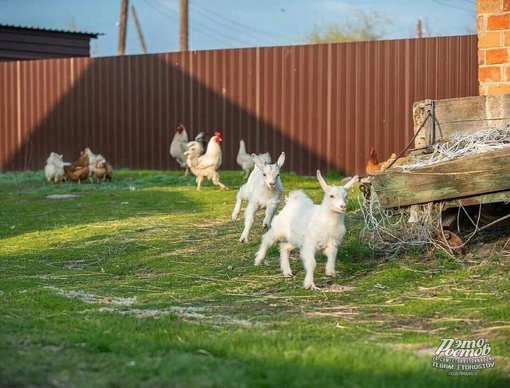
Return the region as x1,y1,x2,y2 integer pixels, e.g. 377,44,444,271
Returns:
0,169,509,387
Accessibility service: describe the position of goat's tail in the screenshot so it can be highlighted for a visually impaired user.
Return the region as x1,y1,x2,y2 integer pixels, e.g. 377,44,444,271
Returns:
285,189,312,205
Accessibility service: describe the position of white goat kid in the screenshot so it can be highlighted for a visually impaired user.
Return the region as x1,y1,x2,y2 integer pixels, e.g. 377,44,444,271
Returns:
254,170,359,290
232,152,285,243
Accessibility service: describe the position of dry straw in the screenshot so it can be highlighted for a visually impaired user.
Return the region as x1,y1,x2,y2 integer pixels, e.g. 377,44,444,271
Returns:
361,127,510,256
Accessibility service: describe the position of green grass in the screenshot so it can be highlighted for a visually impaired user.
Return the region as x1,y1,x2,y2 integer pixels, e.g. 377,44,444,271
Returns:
0,169,508,387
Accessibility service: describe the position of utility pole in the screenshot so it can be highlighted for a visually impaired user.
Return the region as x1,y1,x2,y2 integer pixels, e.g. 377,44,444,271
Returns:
131,5,147,54
117,0,129,55
416,19,423,39
179,0,189,51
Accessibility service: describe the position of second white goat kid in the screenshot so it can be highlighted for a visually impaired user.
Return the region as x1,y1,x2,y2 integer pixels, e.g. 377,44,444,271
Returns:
254,171,359,290
232,152,285,243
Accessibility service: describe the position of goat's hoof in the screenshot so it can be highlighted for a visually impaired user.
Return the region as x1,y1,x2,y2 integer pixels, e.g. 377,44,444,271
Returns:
282,272,293,278
239,236,248,244
304,282,319,290
325,272,337,278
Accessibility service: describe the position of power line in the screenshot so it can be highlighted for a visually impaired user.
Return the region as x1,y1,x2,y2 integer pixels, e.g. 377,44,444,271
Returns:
137,0,179,22
135,0,255,48
190,2,281,39
430,0,475,13
150,0,272,48
190,18,262,47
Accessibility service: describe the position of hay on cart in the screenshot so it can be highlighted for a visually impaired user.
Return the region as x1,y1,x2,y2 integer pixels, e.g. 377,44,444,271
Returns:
361,127,510,256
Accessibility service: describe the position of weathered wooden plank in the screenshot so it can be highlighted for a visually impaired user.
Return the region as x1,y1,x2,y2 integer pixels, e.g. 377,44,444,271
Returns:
412,95,510,148
443,191,510,208
371,148,510,208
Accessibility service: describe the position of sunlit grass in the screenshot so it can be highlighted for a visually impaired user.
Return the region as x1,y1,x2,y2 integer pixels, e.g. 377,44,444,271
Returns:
0,169,508,387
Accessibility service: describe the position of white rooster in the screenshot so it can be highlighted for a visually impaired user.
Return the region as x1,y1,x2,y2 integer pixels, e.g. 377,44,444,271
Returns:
236,139,255,179
185,131,228,190
170,123,189,175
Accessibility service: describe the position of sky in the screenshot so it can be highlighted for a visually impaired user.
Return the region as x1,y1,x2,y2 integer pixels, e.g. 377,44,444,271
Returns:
0,0,477,57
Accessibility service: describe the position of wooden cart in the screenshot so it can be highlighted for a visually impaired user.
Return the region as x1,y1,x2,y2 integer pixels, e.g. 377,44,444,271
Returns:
368,94,510,252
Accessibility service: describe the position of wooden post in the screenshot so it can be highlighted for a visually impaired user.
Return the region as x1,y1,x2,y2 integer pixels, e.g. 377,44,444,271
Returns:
416,19,422,38
179,0,189,52
131,5,147,54
117,0,129,55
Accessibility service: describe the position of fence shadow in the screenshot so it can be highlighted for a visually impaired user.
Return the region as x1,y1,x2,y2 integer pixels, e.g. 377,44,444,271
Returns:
1,37,479,177
4,52,335,177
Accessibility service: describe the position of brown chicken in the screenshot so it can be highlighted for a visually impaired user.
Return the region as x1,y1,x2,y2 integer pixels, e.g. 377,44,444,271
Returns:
63,152,90,183
94,160,113,182
64,164,89,183
366,147,396,175
72,151,89,169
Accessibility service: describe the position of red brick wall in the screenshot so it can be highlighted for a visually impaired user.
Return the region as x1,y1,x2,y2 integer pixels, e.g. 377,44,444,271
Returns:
478,0,510,94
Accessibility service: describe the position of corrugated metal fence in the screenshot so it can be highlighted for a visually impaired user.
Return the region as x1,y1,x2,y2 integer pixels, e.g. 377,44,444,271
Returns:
0,35,478,176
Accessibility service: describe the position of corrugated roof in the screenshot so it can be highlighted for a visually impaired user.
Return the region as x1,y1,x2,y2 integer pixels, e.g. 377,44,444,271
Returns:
0,24,102,38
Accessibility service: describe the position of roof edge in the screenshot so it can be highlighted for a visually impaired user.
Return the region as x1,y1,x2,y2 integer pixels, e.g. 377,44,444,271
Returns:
0,24,103,38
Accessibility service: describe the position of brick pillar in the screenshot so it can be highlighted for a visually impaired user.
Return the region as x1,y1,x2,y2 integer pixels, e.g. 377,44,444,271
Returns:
478,0,510,95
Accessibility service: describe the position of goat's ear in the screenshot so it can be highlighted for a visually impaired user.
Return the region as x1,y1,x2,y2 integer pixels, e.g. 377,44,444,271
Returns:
316,170,329,191
276,152,285,168
343,175,359,190
252,153,266,170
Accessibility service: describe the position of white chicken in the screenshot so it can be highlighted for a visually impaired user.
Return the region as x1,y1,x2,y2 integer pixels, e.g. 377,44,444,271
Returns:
44,152,70,183
84,147,106,180
184,131,228,190
170,123,189,175
236,139,255,179
84,147,113,182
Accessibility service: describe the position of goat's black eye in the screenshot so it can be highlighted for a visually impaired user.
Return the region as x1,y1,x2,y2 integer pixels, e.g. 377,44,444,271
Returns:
329,195,334,198
263,173,266,177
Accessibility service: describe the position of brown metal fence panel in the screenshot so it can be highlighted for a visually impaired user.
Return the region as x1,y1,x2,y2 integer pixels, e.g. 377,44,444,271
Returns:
0,35,478,176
